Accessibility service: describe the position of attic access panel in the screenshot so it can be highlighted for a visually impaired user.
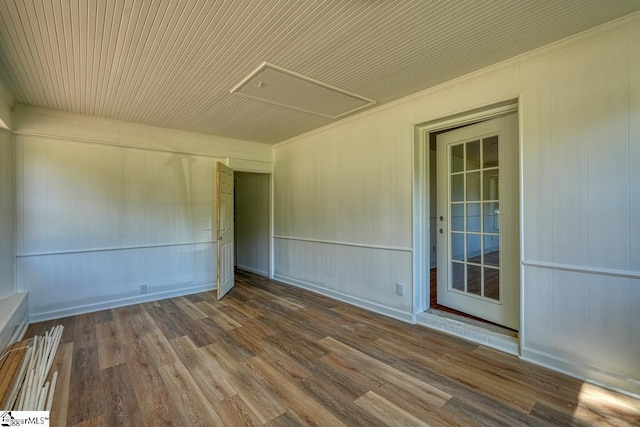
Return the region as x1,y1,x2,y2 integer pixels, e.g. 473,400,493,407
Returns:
230,62,376,119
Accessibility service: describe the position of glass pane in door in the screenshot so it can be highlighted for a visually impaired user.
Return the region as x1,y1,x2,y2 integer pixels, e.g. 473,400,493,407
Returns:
467,203,481,232
452,262,465,291
451,144,464,173
451,203,464,231
484,267,500,299
466,140,480,170
483,136,499,167
467,234,481,262
483,235,500,267
467,264,482,296
483,170,499,200
451,174,464,202
448,136,502,301
467,172,481,201
451,233,464,261
483,202,500,233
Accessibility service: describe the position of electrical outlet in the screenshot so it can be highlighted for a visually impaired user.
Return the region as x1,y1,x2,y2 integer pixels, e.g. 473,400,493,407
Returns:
396,283,404,296
140,284,147,294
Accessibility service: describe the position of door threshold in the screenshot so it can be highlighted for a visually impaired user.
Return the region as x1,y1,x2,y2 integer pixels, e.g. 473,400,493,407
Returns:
416,309,519,356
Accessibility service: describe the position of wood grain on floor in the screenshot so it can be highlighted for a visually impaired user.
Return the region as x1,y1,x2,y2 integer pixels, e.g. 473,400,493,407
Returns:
25,270,639,426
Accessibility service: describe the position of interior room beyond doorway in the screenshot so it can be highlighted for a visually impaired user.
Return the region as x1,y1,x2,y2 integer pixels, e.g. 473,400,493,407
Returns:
234,172,271,278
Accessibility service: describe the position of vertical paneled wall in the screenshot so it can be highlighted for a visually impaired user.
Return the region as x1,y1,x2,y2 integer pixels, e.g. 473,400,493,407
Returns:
235,172,270,276
0,129,14,299
520,22,640,391
0,76,12,130
274,113,414,321
274,57,521,322
14,106,272,321
274,15,640,394
16,136,217,316
0,76,14,299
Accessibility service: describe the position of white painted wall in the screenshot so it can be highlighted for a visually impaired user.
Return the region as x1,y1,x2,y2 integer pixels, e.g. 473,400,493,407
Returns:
274,109,414,321
13,106,273,321
0,76,12,130
274,14,640,395
0,129,14,299
235,172,270,276
0,78,26,352
0,75,14,299
519,19,640,395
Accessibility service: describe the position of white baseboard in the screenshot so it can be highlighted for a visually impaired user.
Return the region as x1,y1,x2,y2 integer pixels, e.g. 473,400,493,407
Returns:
29,283,216,322
0,292,29,351
236,265,269,277
273,274,414,323
521,347,640,399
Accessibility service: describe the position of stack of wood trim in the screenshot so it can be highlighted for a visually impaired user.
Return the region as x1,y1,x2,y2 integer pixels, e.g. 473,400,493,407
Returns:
0,325,63,411
0,339,29,408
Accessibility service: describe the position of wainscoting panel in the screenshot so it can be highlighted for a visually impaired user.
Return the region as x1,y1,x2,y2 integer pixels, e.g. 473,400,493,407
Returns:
274,237,413,320
11,108,270,320
522,264,639,395
517,22,639,395
18,243,215,321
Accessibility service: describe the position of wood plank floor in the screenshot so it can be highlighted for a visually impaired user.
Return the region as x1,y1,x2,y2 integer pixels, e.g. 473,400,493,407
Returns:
25,270,639,426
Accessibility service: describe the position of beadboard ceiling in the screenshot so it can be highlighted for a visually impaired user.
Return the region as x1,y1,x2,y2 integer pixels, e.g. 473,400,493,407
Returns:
0,1,638,144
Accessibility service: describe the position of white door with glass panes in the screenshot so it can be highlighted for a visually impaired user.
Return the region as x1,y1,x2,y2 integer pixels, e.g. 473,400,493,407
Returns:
436,113,519,330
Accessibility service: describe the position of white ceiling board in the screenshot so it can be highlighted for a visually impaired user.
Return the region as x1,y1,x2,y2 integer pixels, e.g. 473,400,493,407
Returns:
0,0,638,144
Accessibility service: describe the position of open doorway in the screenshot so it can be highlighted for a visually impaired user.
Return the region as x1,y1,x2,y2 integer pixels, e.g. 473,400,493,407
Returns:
413,100,520,352
427,128,507,327
434,113,519,331
234,172,271,277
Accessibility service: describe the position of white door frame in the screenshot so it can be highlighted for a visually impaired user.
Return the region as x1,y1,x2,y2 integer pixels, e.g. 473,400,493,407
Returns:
234,171,273,278
412,99,521,320
226,158,275,279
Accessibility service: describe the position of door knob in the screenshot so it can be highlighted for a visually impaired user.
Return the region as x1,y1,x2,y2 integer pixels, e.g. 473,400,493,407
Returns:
439,229,443,234
439,216,444,221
